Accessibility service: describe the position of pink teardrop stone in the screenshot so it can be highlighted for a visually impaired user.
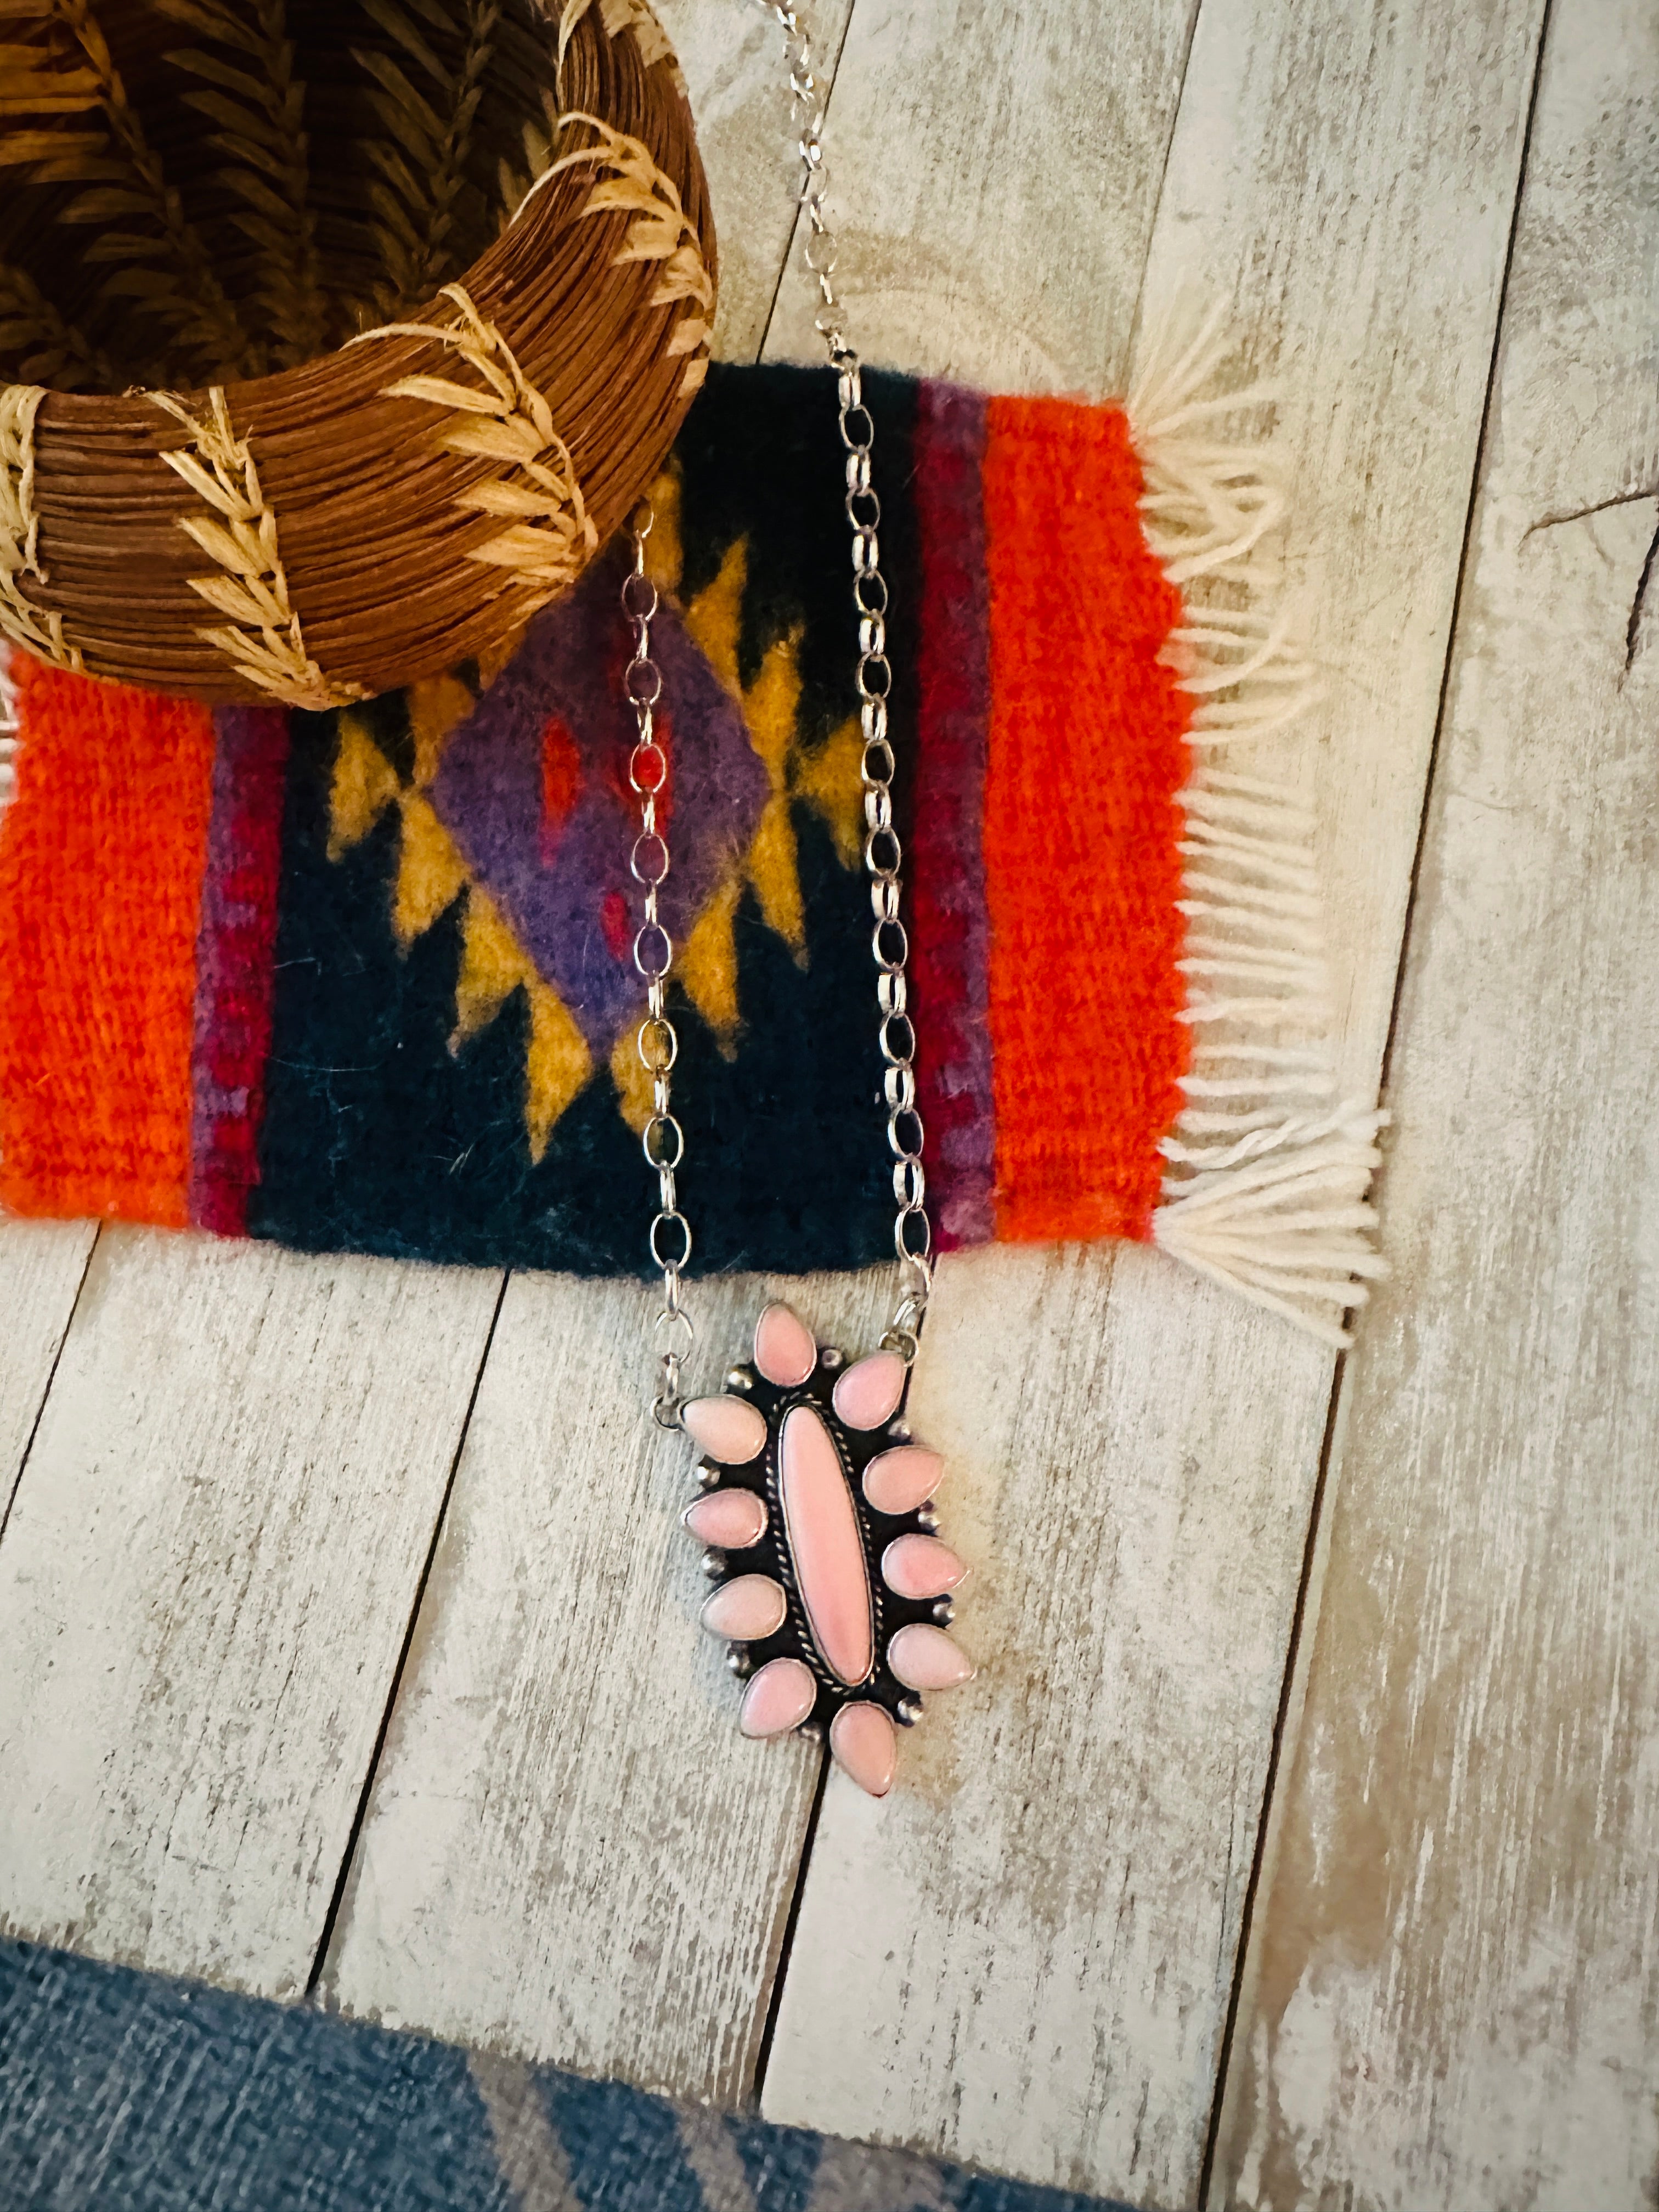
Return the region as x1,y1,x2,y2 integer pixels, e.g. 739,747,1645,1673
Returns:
881,1533,968,1599
830,1700,896,1797
861,1446,944,1517
887,1622,975,1690
739,1657,817,1738
700,1575,787,1641
780,1402,873,1686
753,1302,817,1387
684,1488,768,1549
832,1350,906,1430
682,1394,767,1465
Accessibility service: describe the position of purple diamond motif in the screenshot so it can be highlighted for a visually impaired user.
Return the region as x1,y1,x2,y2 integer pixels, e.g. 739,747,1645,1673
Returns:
430,552,770,1053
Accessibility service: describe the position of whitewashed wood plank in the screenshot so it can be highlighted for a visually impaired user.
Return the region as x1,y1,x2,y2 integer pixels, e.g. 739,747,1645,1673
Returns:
0,1228,500,1998
774,1243,1333,2182
0,1220,94,1506
763,0,1195,392
1132,1,1549,1089
317,16,872,2101
760,0,1547,2198
0,3,854,2034
659,0,855,365
1212,5,1659,2205
322,1266,892,2106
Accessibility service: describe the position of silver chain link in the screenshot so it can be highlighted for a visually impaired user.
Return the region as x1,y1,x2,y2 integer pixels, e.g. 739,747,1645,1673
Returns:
622,505,695,1427
757,0,847,356
834,360,932,1356
633,3,932,1420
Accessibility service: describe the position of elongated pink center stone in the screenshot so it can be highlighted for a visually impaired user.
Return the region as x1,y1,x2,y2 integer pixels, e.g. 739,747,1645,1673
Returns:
779,1402,873,1686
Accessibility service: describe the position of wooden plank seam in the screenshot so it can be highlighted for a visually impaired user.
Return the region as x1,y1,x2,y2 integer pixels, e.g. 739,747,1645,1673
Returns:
1210,0,1659,2197
303,1268,513,1999
0,1222,98,1551
1197,15,1560,2180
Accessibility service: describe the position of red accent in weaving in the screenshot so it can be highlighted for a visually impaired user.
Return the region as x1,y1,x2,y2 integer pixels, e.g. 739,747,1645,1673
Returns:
981,396,1192,1243
0,659,216,1226
539,711,583,864
600,887,632,962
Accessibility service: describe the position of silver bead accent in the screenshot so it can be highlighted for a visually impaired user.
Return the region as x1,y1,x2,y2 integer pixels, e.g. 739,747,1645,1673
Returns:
796,1719,823,1741
932,1596,954,1626
727,1649,753,1678
915,1503,939,1531
725,1366,755,1392
697,1462,721,1489
887,1418,911,1442
819,1346,844,1369
702,1552,724,1578
896,1696,922,1726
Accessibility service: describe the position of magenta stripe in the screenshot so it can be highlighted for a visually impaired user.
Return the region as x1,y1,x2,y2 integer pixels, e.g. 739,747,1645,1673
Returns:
190,704,290,1235
910,380,995,1251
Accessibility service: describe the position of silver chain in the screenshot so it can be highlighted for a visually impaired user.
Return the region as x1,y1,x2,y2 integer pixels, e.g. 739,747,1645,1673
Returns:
836,361,931,1356
631,2,931,1420
622,507,695,1427
757,0,847,357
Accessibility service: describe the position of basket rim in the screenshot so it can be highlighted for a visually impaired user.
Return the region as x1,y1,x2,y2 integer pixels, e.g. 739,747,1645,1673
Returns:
0,0,715,707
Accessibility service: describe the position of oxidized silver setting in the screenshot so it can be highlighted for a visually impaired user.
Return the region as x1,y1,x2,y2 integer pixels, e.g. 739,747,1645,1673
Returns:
682,1302,971,1796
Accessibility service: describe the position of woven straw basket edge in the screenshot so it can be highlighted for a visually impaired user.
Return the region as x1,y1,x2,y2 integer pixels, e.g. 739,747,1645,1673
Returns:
0,0,716,707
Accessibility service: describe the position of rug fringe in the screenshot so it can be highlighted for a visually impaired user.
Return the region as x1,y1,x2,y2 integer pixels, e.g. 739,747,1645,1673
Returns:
1128,306,1385,1347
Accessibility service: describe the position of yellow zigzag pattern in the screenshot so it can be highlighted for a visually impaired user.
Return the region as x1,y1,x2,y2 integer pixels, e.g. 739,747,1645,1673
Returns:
328,464,864,1161
611,463,864,1123
327,672,592,1163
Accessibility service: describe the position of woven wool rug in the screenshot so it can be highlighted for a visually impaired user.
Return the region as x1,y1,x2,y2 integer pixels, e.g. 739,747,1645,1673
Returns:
0,341,1383,1342
0,1938,1131,2212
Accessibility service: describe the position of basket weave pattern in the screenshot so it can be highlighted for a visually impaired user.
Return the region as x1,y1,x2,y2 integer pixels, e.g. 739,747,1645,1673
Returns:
0,0,715,705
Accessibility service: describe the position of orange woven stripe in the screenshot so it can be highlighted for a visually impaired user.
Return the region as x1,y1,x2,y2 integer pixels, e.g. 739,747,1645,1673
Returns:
0,660,216,1226
982,395,1192,1243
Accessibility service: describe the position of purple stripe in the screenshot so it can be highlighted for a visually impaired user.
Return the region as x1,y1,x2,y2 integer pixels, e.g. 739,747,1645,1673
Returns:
911,379,995,1250
190,704,290,1235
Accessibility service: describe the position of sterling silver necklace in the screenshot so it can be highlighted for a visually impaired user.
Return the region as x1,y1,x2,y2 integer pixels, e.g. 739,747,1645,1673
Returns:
616,2,972,1798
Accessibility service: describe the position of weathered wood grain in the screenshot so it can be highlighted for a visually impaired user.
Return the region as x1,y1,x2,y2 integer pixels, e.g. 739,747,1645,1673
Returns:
0,1220,94,1516
1132,0,1548,1088
0,0,853,2037
0,1229,500,1997
763,0,1195,390
662,0,856,365
1212,6,1659,2205
760,0,1547,2199
315,10,871,2102
768,1242,1334,2188
4,9,1641,2204
323,1267,891,2106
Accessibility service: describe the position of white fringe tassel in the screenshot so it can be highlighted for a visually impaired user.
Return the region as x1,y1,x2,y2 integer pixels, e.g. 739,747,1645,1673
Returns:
1128,306,1386,1347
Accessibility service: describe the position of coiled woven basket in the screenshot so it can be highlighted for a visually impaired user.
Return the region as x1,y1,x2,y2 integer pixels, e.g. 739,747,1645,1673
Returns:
0,0,715,706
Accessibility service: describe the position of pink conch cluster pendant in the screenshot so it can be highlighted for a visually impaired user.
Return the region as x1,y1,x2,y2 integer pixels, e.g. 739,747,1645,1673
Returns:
680,1301,971,1796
